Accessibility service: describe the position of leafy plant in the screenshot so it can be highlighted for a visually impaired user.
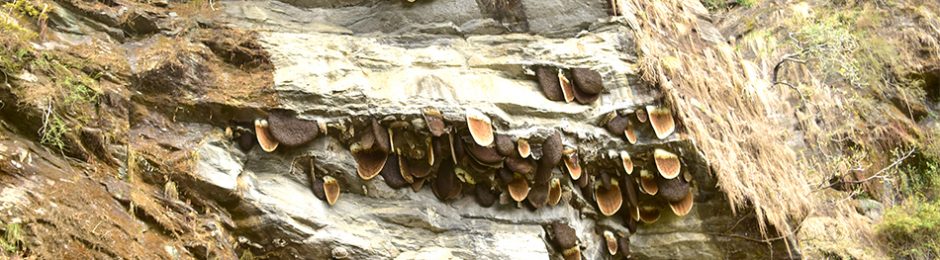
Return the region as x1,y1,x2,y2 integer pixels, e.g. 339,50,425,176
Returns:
880,143,940,258
897,152,940,200
0,20,35,75
1,5,99,152
39,110,68,150
877,198,940,259
3,0,49,19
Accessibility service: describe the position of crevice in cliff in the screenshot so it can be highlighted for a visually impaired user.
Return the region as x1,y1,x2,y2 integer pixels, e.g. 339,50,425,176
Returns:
911,67,940,104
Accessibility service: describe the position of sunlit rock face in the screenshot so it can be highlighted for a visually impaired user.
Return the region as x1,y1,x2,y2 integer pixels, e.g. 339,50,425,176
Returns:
182,0,786,259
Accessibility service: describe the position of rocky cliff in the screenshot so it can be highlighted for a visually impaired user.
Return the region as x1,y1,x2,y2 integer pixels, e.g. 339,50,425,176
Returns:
0,0,937,259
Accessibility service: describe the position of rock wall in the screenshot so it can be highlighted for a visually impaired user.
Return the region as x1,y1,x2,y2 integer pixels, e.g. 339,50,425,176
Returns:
0,0,798,259
173,0,790,259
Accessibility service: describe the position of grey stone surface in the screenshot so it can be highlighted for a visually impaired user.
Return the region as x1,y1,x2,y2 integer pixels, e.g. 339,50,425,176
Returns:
222,0,610,36
856,198,884,221
193,134,767,259
183,1,785,259
195,141,245,191
221,0,661,149
198,138,570,259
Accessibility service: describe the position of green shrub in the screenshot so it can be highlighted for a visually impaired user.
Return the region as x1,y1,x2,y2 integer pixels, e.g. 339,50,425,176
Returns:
897,138,940,200
736,0,757,8
877,198,940,259
701,0,758,11
880,141,940,258
899,160,940,200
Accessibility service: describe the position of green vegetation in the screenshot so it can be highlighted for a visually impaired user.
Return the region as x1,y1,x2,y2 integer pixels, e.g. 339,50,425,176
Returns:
791,6,902,92
3,0,49,19
2,0,100,152
736,0,757,8
778,3,927,154
702,0,758,11
0,222,25,256
0,43,32,76
41,54,100,105
39,111,67,150
1,0,48,58
877,198,940,259
897,156,940,200
26,52,101,152
730,2,937,257
877,130,940,258
0,5,38,76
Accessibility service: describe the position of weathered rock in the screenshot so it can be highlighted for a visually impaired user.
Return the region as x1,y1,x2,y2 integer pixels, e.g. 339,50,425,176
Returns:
855,199,884,221
132,40,213,96
6,0,927,258
0,0,796,258
195,140,245,193
191,127,782,259
197,138,572,259
222,0,608,36
797,216,883,259
170,1,793,259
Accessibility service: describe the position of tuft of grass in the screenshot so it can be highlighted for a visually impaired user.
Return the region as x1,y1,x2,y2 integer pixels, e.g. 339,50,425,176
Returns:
0,222,24,255
877,198,940,259
897,149,940,200
38,63,99,153
61,74,99,105
0,19,35,75
1,0,99,152
0,0,48,66
39,110,67,151
30,52,101,106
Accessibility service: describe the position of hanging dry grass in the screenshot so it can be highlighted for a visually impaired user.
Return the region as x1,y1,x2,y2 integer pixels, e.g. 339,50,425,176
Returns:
617,0,813,237
618,1,940,249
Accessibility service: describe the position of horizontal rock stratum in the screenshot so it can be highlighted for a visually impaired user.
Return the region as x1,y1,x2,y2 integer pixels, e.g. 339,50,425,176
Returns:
17,0,939,258
169,0,781,259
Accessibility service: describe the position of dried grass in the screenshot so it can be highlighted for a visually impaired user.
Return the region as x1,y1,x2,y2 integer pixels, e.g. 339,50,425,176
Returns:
618,0,940,244
619,0,814,238
798,201,883,259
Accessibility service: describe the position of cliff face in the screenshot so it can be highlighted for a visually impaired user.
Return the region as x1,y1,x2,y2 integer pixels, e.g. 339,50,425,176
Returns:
177,1,763,259
0,0,936,259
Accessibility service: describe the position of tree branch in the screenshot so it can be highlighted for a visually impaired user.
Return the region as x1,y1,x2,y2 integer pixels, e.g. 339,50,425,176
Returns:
771,52,808,108
814,148,916,192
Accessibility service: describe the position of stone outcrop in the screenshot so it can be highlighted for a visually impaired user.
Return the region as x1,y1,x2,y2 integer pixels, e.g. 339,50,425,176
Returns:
167,1,790,259
0,0,812,259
